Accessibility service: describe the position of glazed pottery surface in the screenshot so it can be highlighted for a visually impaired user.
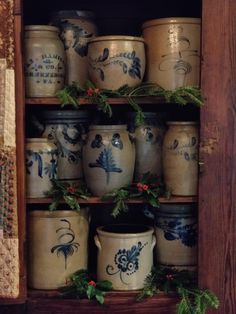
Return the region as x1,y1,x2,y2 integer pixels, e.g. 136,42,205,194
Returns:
128,112,165,181
94,224,156,290
28,209,90,289
154,204,197,271
162,121,198,196
26,138,58,198
52,11,97,86
39,110,90,183
24,25,65,97
82,125,135,196
142,18,201,90
88,36,145,90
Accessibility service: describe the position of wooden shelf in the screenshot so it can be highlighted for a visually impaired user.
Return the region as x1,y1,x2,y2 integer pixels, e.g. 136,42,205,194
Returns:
27,289,178,314
25,96,166,106
26,196,197,204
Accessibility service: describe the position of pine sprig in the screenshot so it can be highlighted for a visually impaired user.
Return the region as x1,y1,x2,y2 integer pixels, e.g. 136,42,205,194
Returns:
137,266,220,314
56,81,204,127
59,269,112,304
102,172,165,217
45,179,91,211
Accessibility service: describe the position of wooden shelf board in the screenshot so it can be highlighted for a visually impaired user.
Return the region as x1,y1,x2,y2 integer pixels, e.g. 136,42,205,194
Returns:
27,289,178,314
25,96,166,105
26,196,197,204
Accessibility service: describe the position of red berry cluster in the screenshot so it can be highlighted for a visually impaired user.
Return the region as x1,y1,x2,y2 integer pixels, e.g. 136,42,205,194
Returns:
136,182,149,192
86,87,100,97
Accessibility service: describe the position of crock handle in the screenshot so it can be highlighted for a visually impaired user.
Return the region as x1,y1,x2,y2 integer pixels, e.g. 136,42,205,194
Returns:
151,234,156,250
94,235,102,251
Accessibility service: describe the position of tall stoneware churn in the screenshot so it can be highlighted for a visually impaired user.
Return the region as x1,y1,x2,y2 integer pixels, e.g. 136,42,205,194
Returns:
82,125,135,196
94,224,156,290
39,110,90,184
28,208,90,289
154,203,197,271
127,112,165,182
162,121,198,196
52,10,98,86
26,138,58,198
24,25,65,97
142,18,201,90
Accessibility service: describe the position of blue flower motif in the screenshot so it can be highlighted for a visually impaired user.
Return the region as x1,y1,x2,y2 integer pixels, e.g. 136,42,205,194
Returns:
156,218,197,247
106,241,147,284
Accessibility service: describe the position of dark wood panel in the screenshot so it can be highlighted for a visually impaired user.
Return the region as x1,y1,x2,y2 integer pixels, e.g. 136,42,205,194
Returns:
14,14,27,303
199,0,236,313
0,304,26,314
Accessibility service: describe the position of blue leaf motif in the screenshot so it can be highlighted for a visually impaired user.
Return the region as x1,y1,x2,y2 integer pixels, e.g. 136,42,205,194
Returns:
164,232,177,241
51,219,80,269
89,147,122,184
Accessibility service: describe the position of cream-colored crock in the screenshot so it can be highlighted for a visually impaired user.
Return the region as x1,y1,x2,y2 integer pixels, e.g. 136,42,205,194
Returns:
88,36,145,90
28,209,90,289
95,224,156,290
142,18,201,90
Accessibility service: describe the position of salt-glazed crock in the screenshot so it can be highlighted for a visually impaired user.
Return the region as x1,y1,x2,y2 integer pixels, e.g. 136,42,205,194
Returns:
127,112,165,182
154,203,197,271
24,25,65,97
94,224,156,290
142,17,201,90
52,10,98,86
88,35,146,90
26,138,58,198
38,110,90,184
82,124,135,196
162,121,199,196
28,208,90,289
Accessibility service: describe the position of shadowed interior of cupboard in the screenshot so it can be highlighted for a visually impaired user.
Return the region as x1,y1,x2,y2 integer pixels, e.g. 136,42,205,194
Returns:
23,0,202,35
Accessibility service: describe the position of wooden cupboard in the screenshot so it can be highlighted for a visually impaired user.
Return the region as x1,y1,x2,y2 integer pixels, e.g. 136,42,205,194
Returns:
0,0,236,313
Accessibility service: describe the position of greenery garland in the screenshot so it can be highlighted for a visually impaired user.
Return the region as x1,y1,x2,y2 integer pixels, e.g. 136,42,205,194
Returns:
59,267,219,312
59,269,112,304
137,266,220,314
45,179,91,211
102,172,168,217
56,81,204,127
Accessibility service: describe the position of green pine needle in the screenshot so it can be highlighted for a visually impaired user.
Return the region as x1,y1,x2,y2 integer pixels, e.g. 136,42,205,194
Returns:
137,267,219,314
56,81,204,124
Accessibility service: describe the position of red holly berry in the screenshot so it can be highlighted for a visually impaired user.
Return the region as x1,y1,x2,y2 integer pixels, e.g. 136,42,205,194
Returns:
86,87,94,97
67,186,76,194
166,274,174,281
142,184,149,191
88,280,96,287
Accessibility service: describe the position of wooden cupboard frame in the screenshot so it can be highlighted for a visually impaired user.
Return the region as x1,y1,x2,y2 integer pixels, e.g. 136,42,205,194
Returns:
1,0,236,313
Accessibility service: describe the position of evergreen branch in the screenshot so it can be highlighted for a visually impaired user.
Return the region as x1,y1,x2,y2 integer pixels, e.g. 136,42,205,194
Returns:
59,269,112,305
137,266,219,314
102,172,165,217
56,81,204,124
45,179,91,211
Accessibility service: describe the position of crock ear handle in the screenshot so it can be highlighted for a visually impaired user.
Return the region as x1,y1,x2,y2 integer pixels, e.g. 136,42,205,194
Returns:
151,234,156,250
94,235,102,251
